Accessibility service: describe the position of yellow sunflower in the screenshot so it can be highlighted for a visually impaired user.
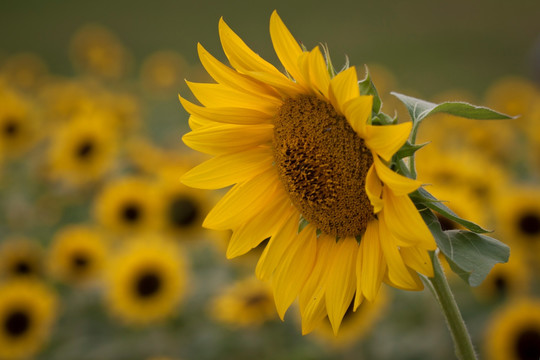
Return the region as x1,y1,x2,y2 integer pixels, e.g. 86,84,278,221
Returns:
47,112,118,186
210,276,276,328
105,237,187,325
140,51,188,97
0,237,44,279
0,280,57,360
94,176,161,235
484,298,540,360
48,225,108,285
180,11,436,334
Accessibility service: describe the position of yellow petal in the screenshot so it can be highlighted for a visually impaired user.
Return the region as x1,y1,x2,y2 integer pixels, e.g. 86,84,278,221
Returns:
269,11,309,89
378,218,419,289
343,95,373,137
179,95,273,125
245,70,303,98
227,191,294,258
182,123,274,155
186,81,281,114
328,66,360,114
373,154,421,196
382,187,437,250
400,246,434,278
307,46,330,99
325,237,358,335
384,267,424,291
197,43,280,98
358,219,386,302
365,122,412,161
255,213,299,281
366,164,384,214
203,168,280,229
181,146,273,189
272,225,317,319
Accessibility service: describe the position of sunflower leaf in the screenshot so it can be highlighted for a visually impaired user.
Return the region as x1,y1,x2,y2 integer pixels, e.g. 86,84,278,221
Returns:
391,92,514,124
394,141,429,160
411,187,490,233
419,206,510,287
359,65,382,114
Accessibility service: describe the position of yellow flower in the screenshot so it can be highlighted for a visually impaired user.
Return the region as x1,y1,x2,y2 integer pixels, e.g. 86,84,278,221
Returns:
0,53,48,91
0,237,44,280
210,276,276,328
94,176,160,235
140,51,188,97
484,298,540,360
179,11,436,334
104,237,187,325
48,225,108,285
47,112,118,186
0,280,57,360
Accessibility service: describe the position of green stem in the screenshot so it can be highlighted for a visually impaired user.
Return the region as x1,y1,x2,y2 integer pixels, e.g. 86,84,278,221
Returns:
426,252,478,360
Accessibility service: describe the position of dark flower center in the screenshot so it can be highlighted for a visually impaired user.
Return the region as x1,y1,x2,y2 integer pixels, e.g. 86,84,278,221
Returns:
134,271,162,298
13,261,32,275
273,95,373,237
71,252,90,271
121,203,142,223
169,196,199,228
517,212,540,237
514,327,540,360
2,119,19,138
76,139,95,159
4,310,31,337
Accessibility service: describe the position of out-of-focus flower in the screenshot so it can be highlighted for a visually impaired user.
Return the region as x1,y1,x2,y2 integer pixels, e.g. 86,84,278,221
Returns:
0,237,44,279
140,51,188,97
0,53,49,91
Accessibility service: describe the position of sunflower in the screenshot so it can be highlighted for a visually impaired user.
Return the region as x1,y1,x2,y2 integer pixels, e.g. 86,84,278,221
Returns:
0,280,57,360
105,237,186,325
140,51,188,97
210,276,276,328
94,176,160,235
0,237,44,279
484,298,540,360
47,112,118,186
312,287,389,348
48,225,108,285
180,11,436,334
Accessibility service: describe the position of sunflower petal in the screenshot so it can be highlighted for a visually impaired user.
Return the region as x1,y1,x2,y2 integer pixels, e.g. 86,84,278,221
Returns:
365,122,412,161
269,11,308,88
203,168,280,229
325,237,358,334
373,154,421,196
181,146,274,189
307,46,330,99
245,70,303,98
343,95,373,137
359,219,386,302
182,123,274,155
400,246,434,277
382,187,436,250
328,66,360,114
366,164,384,213
272,225,317,319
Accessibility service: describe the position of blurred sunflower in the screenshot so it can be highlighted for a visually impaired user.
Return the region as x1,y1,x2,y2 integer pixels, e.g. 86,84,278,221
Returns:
105,237,187,325
484,298,540,360
140,51,188,97
0,89,40,157
0,280,57,360
47,112,118,186
312,287,389,348
156,164,212,239
180,11,435,334
210,276,276,328
0,237,44,279
38,80,99,123
0,53,49,91
48,225,108,285
94,176,160,235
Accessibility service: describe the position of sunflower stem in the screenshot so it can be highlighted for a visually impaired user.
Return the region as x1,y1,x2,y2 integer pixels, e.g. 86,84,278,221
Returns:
427,252,478,360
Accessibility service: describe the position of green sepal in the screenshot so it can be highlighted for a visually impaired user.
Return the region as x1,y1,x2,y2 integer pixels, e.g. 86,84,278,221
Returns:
411,187,490,234
419,206,510,287
394,141,429,160
371,112,395,126
391,92,514,124
358,65,382,114
298,216,309,233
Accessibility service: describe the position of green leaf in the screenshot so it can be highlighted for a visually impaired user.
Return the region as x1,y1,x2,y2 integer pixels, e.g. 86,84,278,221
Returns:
419,206,510,286
358,65,382,114
411,187,490,233
391,92,514,123
394,141,429,160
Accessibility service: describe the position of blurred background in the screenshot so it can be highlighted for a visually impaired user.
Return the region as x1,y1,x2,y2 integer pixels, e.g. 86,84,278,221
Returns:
0,0,539,359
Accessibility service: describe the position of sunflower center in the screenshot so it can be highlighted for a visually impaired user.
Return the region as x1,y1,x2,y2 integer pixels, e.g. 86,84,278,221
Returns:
121,203,142,223
273,95,373,237
71,252,90,271
493,275,507,295
169,196,198,228
517,212,540,237
76,139,95,159
514,327,540,360
2,119,19,138
4,310,31,337
135,271,162,298
13,261,32,275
